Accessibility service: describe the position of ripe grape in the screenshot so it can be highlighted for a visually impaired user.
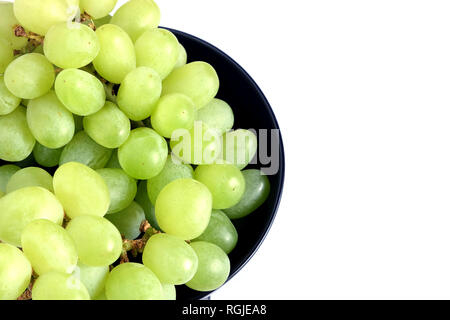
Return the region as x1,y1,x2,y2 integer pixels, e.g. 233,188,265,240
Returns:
221,129,258,169
0,164,20,193
174,44,187,69
80,0,117,19
32,143,63,168
74,262,109,299
106,201,145,240
32,272,90,300
6,166,53,193
196,99,235,135
0,38,13,74
135,181,160,229
160,284,176,300
0,75,21,116
0,243,32,300
0,2,28,49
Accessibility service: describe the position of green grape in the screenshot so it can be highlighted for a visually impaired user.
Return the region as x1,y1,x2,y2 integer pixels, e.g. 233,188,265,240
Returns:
27,91,75,149
174,44,187,69
74,114,84,133
135,181,159,229
151,93,196,138
0,38,13,73
162,61,219,109
4,53,55,99
160,283,176,300
0,2,28,49
32,272,90,300
21,219,78,275
0,107,35,162
194,164,246,209
142,233,198,285
111,0,160,42
66,215,122,267
97,168,137,214
59,131,113,169
80,0,117,19
14,0,79,35
147,156,194,204
0,243,32,300
0,164,20,193
105,263,162,300
84,101,131,148
155,178,212,240
93,24,136,84
0,190,3,198
135,28,180,80
93,290,107,300
0,75,21,116
33,143,63,167
55,69,106,116
0,186,64,247
44,22,100,69
105,149,121,169
6,166,53,193
117,66,162,121
75,262,109,299
224,169,270,219
187,241,230,292
196,99,234,135
53,162,110,219
221,129,258,169
106,201,145,240
118,128,168,179
94,15,112,28
194,210,238,254
170,121,221,165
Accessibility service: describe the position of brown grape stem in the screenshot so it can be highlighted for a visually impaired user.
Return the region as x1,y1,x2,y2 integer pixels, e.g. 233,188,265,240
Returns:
120,220,161,263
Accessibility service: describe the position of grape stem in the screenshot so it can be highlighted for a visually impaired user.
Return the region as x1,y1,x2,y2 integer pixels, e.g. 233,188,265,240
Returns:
13,25,44,45
80,12,96,31
120,220,161,263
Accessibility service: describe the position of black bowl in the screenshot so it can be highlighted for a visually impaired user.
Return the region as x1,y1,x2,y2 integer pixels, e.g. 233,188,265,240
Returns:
167,28,286,300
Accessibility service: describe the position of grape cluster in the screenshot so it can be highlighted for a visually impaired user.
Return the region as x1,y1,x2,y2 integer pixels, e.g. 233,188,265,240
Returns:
0,0,271,300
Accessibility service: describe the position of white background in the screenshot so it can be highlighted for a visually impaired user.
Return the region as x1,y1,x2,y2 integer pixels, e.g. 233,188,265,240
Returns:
125,1,448,299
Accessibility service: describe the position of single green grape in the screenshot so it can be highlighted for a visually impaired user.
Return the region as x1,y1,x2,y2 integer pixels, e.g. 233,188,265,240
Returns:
97,168,137,214
21,219,78,275
32,272,90,300
0,186,64,247
53,162,110,219
74,262,109,299
93,24,136,84
221,129,258,169
118,128,168,180
0,107,35,162
162,61,219,109
27,90,75,149
0,243,32,300
66,215,122,267
0,164,20,193
59,131,113,169
174,44,187,69
0,38,13,74
224,169,271,219
105,263,162,300
196,99,234,135
0,2,28,49
117,66,162,121
160,284,176,300
186,241,230,292
0,75,21,116
32,143,63,168
155,178,212,240
6,166,53,193
135,181,160,230
44,22,100,69
142,233,198,285
4,53,55,99
151,93,196,138
55,69,106,116
106,201,145,240
80,0,117,19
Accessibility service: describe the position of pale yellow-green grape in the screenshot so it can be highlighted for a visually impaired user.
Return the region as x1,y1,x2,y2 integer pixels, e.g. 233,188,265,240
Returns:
174,44,187,69
147,156,194,205
84,101,130,149
21,219,78,275
0,164,20,193
55,69,105,116
13,0,79,35
105,263,162,300
97,168,137,214
0,186,64,247
0,2,28,49
160,284,176,300
162,61,219,109
135,181,159,229
0,38,13,73
80,0,117,19
27,91,75,149
111,0,160,42
106,201,145,240
53,162,110,219
118,128,168,179
196,99,235,135
32,272,90,300
4,53,55,99
155,178,212,240
221,129,258,169
33,143,63,168
194,164,246,209
170,121,222,165
44,22,100,69
142,233,198,285
6,167,53,193
0,107,35,162
66,215,122,267
135,28,180,79
0,75,21,116
0,243,32,300
186,241,230,292
94,15,112,28
93,24,136,84
117,67,161,121
151,93,196,138
74,262,109,299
